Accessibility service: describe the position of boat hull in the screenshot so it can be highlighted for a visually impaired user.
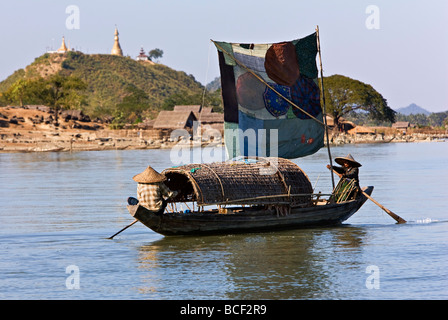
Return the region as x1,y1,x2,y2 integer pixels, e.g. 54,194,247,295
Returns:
127,186,373,236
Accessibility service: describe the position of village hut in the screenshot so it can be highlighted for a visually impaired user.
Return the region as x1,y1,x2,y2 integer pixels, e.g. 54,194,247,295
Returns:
173,105,202,118
339,120,356,132
325,115,335,127
392,121,411,131
162,157,313,207
198,107,224,133
348,126,375,135
325,115,356,132
153,111,197,130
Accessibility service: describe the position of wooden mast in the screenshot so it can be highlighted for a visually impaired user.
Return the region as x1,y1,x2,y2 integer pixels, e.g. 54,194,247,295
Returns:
316,25,335,189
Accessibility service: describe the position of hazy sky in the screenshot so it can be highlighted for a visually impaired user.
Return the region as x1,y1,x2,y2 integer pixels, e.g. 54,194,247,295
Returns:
0,0,447,112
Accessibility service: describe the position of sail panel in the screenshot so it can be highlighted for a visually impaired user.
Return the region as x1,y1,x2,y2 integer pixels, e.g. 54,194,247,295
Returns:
215,33,324,159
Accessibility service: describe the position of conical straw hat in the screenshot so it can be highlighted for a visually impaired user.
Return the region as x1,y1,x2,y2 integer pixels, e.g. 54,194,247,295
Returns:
335,154,362,167
132,166,166,183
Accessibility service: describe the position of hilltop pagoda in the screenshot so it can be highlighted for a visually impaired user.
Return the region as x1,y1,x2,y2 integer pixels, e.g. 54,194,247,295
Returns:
56,36,69,53
111,27,123,56
136,47,148,61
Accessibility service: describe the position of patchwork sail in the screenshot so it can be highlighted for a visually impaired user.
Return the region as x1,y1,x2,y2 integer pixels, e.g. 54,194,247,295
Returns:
213,32,325,159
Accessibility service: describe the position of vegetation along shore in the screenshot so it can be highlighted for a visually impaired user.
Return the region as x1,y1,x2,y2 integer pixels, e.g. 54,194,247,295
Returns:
1,105,446,153
0,51,447,153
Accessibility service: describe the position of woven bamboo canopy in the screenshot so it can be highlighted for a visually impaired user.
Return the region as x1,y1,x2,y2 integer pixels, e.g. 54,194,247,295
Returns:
162,157,313,206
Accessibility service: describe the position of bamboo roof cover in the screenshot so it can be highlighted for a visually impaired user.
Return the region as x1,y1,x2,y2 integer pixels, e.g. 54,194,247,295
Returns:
153,111,197,129
162,157,313,206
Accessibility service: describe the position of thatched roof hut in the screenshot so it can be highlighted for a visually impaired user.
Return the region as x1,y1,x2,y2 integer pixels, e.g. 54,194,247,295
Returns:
173,105,202,118
173,105,202,113
153,111,197,129
392,121,411,130
162,157,313,206
199,111,224,124
348,126,375,135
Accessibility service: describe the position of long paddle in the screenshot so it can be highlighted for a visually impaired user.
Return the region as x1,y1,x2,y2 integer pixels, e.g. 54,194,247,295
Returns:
328,167,406,224
361,191,406,224
107,219,138,239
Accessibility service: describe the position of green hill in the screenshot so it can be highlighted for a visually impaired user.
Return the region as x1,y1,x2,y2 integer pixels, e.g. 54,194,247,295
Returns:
0,51,211,121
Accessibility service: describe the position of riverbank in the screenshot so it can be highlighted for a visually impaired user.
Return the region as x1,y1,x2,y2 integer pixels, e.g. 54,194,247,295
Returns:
0,106,446,153
329,131,448,145
0,106,181,153
0,124,185,153
2,126,446,154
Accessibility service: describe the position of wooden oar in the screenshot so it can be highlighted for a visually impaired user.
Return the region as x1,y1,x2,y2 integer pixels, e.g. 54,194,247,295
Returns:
361,191,406,224
327,166,406,224
107,219,138,239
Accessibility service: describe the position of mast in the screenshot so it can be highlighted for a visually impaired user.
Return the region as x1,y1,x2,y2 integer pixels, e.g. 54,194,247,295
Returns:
316,25,335,189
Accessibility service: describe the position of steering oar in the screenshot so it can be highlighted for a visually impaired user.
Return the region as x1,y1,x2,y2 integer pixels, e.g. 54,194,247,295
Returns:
107,219,138,239
360,191,406,224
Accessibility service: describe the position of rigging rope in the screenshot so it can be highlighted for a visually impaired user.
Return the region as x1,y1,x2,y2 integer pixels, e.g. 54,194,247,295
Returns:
201,40,213,109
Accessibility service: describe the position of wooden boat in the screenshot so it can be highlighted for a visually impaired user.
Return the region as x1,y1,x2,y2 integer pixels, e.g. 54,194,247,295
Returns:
127,188,373,236
127,157,374,236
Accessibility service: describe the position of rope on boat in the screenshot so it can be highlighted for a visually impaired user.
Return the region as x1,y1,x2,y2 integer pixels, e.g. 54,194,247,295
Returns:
200,164,226,202
266,159,290,196
204,192,333,206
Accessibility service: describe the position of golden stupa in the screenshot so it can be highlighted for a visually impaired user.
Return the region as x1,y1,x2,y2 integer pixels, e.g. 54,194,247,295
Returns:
111,27,123,56
57,36,69,53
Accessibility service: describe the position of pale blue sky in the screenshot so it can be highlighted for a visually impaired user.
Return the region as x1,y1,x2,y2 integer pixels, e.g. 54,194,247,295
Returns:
0,0,447,112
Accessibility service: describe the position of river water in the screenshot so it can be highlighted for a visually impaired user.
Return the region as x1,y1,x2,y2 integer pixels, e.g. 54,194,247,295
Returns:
0,141,447,300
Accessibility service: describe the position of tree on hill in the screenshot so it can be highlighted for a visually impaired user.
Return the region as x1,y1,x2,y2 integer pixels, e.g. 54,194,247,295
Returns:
321,74,396,129
161,89,223,113
3,79,29,106
3,78,44,106
112,85,150,127
41,74,88,125
148,48,163,62
3,74,87,125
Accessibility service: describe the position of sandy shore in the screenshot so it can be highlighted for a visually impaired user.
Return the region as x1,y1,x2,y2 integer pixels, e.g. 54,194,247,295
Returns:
0,106,227,153
1,106,446,153
329,131,448,145
0,106,173,153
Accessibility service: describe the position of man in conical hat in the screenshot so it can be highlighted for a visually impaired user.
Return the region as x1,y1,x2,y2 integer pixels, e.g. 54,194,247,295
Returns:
327,154,361,189
130,166,178,215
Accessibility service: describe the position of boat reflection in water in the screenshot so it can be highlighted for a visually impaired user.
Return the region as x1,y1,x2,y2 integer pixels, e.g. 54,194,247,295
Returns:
135,226,369,299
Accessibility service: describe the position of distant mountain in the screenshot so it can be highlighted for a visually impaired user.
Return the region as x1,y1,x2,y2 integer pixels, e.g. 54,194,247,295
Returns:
206,77,221,92
395,103,431,115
